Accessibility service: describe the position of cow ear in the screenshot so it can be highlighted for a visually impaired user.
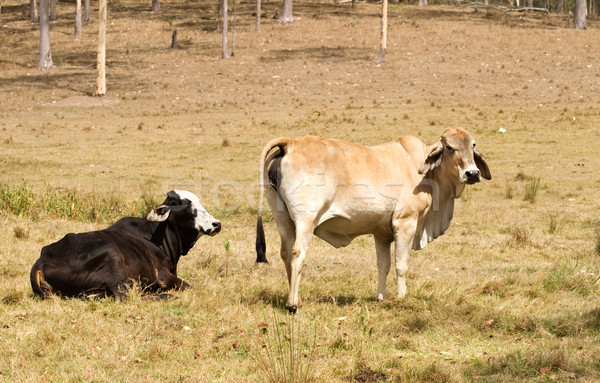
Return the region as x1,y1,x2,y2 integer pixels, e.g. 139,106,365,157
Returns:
147,205,171,222
474,148,492,180
419,143,443,175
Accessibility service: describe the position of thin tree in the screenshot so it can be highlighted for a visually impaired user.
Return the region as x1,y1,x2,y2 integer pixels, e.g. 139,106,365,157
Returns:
96,0,107,95
279,0,293,23
574,0,586,28
152,0,160,12
222,0,229,58
84,0,90,22
49,0,56,20
75,0,82,37
30,0,39,22
377,0,387,63
419,0,427,6
231,0,237,56
38,0,52,70
255,0,261,31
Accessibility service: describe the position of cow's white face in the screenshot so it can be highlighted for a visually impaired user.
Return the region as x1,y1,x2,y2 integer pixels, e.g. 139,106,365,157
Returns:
172,190,221,236
147,190,221,236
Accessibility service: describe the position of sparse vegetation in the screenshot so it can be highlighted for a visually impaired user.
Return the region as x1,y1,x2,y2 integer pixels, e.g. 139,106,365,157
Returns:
1,1,599,382
524,176,541,203
256,309,317,383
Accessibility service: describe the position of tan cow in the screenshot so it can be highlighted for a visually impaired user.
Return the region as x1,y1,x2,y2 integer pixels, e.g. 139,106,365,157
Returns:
255,126,491,313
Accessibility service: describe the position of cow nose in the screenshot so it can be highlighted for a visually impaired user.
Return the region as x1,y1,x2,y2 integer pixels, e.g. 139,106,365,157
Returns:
465,169,480,179
212,221,221,233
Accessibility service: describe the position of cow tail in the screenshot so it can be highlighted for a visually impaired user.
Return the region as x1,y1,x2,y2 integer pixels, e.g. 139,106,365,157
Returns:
30,259,52,298
256,137,292,263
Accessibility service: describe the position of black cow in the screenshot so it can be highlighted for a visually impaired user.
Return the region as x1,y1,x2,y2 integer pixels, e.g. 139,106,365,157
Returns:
30,190,221,298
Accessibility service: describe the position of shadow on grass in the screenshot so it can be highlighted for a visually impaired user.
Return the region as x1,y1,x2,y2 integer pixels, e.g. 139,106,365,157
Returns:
254,288,360,310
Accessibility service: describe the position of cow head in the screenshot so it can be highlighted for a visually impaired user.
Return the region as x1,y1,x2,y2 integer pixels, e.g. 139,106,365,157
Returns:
147,190,221,237
419,126,491,192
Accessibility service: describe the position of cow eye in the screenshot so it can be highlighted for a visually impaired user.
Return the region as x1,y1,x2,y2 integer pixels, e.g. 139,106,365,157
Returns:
446,145,456,152
473,143,476,148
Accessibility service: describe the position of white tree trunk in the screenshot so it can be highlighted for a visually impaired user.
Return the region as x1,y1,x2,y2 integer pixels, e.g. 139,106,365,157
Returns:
38,0,52,70
74,0,82,37
30,0,39,22
83,0,90,22
152,0,160,12
377,0,387,63
255,0,261,31
419,0,427,6
574,0,586,28
279,0,293,23
222,0,229,59
231,0,236,56
96,0,107,95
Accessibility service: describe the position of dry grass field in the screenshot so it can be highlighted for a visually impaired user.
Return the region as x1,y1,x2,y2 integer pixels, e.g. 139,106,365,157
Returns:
1,0,600,381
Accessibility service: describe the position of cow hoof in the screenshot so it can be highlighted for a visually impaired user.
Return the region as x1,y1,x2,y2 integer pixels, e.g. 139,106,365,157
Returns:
286,305,297,314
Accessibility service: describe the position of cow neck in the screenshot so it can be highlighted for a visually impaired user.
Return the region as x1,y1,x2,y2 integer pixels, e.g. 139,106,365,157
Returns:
412,168,458,250
148,219,183,272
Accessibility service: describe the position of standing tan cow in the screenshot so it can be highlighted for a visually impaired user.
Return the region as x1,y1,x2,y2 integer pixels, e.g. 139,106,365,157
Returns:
256,126,491,313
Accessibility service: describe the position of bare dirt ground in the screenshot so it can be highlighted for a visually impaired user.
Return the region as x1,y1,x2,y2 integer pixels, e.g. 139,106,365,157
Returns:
1,0,600,381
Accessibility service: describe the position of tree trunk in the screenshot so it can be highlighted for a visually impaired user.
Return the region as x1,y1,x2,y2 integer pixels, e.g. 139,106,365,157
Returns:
74,0,82,37
255,0,261,31
30,0,39,22
96,0,107,95
152,0,160,12
279,0,293,23
527,0,533,7
419,0,427,6
83,0,90,22
377,0,387,63
222,0,229,59
231,0,236,56
555,0,563,12
574,0,586,28
38,0,52,70
171,29,177,48
49,0,55,20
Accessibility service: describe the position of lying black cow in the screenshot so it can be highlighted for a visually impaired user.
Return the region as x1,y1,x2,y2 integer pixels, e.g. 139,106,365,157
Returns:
30,190,221,298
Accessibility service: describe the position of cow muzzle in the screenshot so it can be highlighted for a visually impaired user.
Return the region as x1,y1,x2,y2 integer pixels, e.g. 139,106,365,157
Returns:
461,169,481,184
201,221,222,236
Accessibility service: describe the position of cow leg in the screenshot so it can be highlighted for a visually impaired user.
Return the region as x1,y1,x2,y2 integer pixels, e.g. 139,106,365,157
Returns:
266,188,297,299
286,221,314,313
393,219,417,299
155,267,190,291
274,212,296,286
374,236,392,301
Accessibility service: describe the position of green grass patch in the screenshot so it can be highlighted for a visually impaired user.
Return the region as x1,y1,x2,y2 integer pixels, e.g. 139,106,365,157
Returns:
0,181,161,223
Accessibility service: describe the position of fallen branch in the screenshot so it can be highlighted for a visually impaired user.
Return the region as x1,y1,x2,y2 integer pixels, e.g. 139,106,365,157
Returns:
460,2,550,13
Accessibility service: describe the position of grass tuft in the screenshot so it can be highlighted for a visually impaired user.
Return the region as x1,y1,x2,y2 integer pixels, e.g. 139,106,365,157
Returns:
524,176,541,203
13,225,29,239
0,180,34,216
548,213,563,235
255,309,318,383
510,224,531,245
